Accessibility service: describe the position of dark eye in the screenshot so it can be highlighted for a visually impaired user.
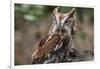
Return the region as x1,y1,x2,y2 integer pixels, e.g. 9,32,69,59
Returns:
65,20,70,24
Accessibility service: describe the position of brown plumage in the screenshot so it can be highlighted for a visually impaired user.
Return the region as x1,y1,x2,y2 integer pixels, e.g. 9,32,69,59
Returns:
32,34,62,63
32,7,77,64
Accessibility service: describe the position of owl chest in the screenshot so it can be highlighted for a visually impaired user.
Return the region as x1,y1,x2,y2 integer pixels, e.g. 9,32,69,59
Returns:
47,36,70,58
45,37,71,63
54,36,70,51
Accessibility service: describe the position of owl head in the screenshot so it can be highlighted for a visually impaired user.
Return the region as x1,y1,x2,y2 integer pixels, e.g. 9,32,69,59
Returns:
50,7,77,36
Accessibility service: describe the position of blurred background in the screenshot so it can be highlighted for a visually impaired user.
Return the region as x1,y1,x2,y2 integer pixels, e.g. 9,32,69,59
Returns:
14,4,94,65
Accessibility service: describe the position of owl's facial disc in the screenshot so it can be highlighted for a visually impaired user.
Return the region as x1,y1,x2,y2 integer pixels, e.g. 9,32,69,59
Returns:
51,7,76,36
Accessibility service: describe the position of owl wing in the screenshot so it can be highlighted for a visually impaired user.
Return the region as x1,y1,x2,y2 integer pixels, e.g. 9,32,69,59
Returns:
32,34,61,63
32,35,49,58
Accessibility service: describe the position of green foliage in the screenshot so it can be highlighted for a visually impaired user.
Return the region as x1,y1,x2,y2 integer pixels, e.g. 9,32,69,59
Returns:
15,4,53,22
15,4,93,23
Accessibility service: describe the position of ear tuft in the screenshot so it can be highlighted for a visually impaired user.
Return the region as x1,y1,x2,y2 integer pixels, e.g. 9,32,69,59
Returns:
53,7,60,15
68,8,76,18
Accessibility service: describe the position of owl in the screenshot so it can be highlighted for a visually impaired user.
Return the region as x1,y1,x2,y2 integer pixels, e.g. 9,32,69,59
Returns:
32,7,77,64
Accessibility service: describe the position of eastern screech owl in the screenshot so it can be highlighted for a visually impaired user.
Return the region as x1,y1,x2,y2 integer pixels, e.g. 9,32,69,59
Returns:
32,7,77,64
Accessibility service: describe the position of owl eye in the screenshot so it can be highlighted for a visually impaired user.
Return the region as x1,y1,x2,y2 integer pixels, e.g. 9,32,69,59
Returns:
65,19,70,24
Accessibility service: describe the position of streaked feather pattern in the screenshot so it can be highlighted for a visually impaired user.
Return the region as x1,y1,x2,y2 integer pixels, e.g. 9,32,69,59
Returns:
32,7,78,64
32,34,62,63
